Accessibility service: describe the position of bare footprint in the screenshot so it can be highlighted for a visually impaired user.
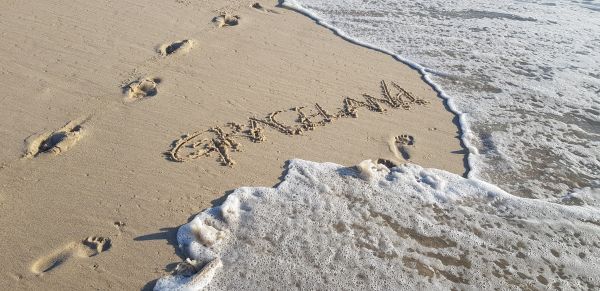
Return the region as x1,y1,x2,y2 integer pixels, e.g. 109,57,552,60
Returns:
24,120,86,158
251,2,279,13
124,77,161,101
31,236,111,274
397,134,415,160
212,12,240,28
389,134,416,160
158,39,195,56
376,158,399,169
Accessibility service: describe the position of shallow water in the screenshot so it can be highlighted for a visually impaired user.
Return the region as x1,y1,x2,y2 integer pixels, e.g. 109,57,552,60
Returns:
155,160,600,290
284,0,600,199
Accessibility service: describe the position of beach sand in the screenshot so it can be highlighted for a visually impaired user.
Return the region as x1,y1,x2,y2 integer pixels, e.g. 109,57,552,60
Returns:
0,0,465,289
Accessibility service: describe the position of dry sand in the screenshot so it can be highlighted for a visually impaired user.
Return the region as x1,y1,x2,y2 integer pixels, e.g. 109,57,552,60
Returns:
0,0,466,289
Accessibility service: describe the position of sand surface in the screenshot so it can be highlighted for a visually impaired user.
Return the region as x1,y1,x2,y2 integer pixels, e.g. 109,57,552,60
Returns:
0,0,465,289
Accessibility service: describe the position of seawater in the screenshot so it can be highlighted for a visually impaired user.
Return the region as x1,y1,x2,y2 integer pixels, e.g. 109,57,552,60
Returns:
155,160,600,290
284,0,600,199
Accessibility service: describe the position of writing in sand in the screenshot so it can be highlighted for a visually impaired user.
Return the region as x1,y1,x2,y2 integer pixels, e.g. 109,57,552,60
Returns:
167,80,429,166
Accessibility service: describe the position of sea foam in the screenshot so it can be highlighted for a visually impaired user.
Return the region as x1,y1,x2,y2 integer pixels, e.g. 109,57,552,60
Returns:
281,0,600,199
155,159,600,290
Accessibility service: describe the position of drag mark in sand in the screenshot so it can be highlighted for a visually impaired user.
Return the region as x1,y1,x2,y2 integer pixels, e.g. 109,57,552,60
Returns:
31,236,111,274
168,80,429,165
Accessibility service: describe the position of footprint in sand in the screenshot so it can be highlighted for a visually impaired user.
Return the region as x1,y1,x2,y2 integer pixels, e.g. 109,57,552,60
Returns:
376,158,399,169
251,2,279,13
391,134,416,160
31,236,111,274
124,77,161,101
212,12,240,28
158,39,195,56
24,120,86,158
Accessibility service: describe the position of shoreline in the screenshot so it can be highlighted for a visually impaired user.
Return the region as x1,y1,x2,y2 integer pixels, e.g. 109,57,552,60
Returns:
281,0,472,178
0,0,466,289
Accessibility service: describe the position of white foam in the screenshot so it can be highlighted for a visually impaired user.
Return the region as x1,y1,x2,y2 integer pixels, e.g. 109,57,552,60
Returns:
281,0,600,198
155,159,600,290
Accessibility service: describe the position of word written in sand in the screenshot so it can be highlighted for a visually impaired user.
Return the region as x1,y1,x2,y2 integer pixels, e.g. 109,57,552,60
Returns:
167,80,429,166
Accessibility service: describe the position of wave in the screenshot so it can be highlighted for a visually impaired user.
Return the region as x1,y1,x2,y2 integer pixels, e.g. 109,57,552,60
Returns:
155,159,600,290
279,0,600,199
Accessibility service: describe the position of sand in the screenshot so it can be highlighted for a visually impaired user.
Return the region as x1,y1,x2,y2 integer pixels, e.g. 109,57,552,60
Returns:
0,0,465,289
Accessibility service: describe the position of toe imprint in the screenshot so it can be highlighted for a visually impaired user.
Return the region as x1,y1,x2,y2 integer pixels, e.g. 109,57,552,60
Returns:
396,134,415,146
388,135,416,161
82,236,111,254
376,158,398,169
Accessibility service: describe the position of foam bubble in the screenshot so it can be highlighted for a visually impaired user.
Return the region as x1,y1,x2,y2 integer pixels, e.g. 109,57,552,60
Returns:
155,160,600,290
